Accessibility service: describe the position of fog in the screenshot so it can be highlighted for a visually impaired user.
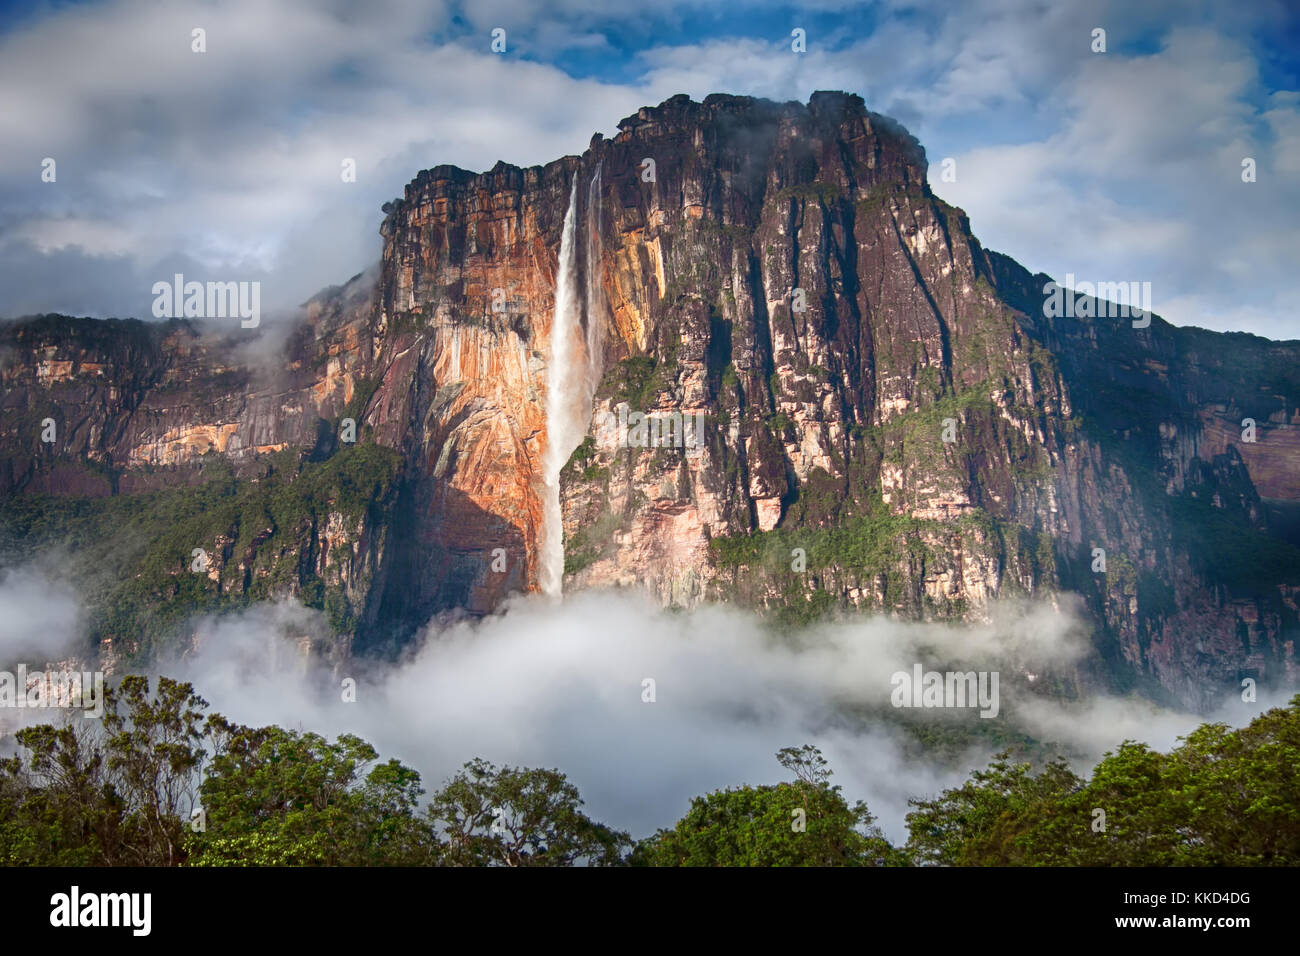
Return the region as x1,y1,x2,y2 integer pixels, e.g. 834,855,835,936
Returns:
1,570,1291,842
0,563,83,664
159,589,1282,841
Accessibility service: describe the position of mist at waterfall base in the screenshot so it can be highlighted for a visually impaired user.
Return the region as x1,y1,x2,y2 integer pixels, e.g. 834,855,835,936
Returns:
0,558,1281,842
142,590,1275,844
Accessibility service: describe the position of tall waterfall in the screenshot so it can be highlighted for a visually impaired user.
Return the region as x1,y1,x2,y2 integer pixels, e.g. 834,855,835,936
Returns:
585,164,605,398
541,170,604,598
540,171,605,597
540,181,580,597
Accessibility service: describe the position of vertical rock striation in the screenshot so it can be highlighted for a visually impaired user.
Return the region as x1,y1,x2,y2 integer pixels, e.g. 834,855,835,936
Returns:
2,92,1297,709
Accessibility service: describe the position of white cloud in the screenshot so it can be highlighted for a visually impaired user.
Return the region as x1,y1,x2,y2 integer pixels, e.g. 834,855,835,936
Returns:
0,563,84,666
0,0,640,315
161,589,1274,842
932,26,1300,337
13,218,137,256
0,0,1294,340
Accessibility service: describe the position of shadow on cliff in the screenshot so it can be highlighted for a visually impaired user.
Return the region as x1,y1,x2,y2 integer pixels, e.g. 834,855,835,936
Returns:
984,251,1300,708
355,480,532,658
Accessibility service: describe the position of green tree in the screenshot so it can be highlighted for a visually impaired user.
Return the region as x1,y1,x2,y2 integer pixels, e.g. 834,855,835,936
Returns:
429,758,629,866
1171,705,1300,863
186,723,437,866
904,753,1083,866
102,675,208,865
0,721,118,865
636,746,904,866
904,695,1300,866
0,676,207,865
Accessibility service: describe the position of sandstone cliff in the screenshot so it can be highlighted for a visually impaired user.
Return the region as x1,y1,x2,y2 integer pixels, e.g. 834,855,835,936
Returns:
1,92,1296,709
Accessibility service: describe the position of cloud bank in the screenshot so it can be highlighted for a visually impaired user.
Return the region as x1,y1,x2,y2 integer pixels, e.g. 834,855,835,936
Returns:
144,589,1287,842
0,0,1296,338
0,563,1293,840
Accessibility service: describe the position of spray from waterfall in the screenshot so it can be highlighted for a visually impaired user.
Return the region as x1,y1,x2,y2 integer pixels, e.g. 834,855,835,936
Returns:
541,169,605,598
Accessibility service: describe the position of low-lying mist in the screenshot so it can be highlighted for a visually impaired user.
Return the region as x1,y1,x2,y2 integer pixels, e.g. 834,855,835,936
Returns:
0,569,1289,841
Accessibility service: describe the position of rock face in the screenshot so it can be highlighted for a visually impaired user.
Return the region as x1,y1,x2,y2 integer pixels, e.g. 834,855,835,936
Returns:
1,92,1297,710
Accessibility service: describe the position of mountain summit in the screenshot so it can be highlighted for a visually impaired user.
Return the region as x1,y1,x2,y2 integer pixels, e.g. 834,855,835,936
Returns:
3,92,1297,711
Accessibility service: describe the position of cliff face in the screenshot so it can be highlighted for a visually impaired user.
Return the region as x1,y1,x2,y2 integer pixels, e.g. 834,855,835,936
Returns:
1,92,1297,709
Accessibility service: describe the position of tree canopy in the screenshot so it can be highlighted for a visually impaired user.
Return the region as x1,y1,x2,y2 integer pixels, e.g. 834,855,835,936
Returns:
3,678,1297,867
633,744,905,866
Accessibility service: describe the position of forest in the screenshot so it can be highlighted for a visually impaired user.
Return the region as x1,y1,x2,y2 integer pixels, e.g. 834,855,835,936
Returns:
2,676,1296,867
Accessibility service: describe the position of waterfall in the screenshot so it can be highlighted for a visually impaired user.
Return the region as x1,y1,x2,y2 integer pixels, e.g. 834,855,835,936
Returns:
540,169,605,598
540,179,582,597
585,163,605,400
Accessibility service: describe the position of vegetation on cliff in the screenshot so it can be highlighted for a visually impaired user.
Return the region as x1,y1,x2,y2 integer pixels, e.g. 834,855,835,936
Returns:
0,443,402,662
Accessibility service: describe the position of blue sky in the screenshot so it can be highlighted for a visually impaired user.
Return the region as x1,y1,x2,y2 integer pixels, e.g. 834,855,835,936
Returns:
0,0,1297,338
